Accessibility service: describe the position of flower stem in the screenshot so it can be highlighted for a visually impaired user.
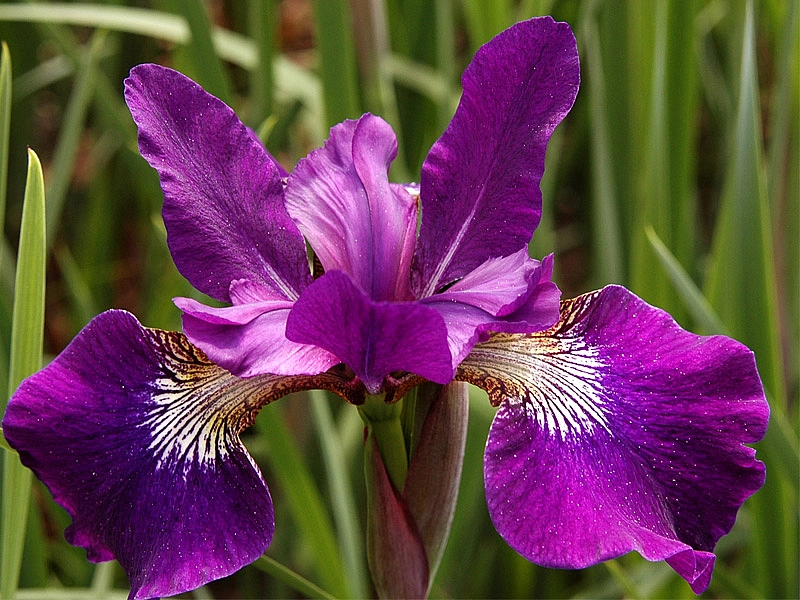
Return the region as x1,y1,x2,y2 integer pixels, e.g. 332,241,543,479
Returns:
359,394,408,490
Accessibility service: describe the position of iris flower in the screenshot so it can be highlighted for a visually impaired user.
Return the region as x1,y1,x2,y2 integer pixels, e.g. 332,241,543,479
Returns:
2,16,767,600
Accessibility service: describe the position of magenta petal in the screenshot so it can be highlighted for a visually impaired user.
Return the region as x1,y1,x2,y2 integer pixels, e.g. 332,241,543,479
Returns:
460,286,767,593
286,271,453,393
285,114,417,301
489,253,561,332
1,311,282,600
430,249,547,316
125,64,310,302
412,17,580,296
421,253,559,365
175,293,338,378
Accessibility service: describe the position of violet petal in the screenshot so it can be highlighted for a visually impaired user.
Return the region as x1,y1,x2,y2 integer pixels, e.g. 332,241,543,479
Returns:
175,290,338,378
125,64,310,302
285,114,417,301
285,270,453,393
420,253,560,366
412,16,579,296
458,286,768,593
0,311,306,599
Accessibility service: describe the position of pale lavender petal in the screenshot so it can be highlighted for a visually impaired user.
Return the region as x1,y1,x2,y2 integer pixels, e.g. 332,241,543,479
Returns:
285,271,453,393
412,17,580,296
420,253,559,366
430,249,543,316
285,114,417,301
0,311,317,599
125,64,310,302
492,253,560,330
458,286,768,593
175,293,338,378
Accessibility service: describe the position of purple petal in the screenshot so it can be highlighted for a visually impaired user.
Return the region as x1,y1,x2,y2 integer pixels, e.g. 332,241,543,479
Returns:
125,64,310,302
458,286,768,593
1,311,307,599
420,253,559,365
430,249,548,316
285,114,417,301
175,285,338,378
412,17,579,296
285,270,453,393
491,253,560,330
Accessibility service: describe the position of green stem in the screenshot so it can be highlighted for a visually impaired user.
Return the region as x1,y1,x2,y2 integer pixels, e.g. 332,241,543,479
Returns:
359,394,408,490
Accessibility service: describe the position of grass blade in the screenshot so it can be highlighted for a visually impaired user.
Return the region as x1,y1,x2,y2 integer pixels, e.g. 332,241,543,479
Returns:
254,555,336,600
2,148,47,600
246,0,277,126
644,225,728,335
581,16,624,286
0,42,10,266
45,30,104,249
255,402,349,598
312,0,361,127
703,2,784,401
170,0,234,105
308,391,368,598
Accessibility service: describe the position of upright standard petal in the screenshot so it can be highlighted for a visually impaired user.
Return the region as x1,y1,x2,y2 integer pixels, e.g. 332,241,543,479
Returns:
2,311,320,599
412,17,580,296
458,286,768,593
285,270,454,393
125,64,310,303
285,115,417,301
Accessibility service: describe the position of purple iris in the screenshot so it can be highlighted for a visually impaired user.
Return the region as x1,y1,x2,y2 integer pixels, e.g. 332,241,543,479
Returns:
2,16,767,600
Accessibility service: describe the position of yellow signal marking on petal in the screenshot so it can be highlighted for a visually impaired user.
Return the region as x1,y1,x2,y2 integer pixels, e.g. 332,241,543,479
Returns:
458,291,613,440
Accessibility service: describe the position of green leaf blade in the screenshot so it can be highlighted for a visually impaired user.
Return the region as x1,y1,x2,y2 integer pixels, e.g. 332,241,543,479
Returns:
2,147,47,600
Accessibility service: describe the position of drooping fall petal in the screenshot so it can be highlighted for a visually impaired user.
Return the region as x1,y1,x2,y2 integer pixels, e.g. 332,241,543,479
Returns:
458,286,768,593
1,311,320,600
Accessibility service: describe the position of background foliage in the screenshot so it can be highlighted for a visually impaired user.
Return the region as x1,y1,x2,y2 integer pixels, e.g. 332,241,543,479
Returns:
0,0,797,598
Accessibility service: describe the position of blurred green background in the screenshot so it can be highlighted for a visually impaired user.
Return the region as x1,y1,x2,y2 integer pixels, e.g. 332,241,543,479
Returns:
0,0,797,598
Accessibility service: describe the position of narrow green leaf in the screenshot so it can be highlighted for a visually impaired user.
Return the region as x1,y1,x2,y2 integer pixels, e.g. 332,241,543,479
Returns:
2,148,46,600
581,18,625,285
0,41,10,268
255,403,349,598
348,0,406,178
0,3,326,141
308,391,367,598
0,428,11,452
765,0,799,410
312,0,361,127
246,0,277,126
703,6,788,596
45,30,105,249
644,225,728,336
253,555,336,600
459,0,513,48
594,0,635,261
630,0,699,325
170,0,234,105
703,2,784,401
